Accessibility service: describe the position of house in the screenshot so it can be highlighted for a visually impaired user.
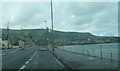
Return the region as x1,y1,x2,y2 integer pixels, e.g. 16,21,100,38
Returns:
0,38,13,49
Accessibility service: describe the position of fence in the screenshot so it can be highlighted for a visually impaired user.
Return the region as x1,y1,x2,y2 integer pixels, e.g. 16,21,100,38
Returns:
58,44,118,63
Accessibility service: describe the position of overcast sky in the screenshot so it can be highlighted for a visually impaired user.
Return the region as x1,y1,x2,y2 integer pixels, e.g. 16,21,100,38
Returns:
1,2,118,36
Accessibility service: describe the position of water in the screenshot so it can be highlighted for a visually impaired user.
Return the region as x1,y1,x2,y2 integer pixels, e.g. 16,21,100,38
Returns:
60,43,118,61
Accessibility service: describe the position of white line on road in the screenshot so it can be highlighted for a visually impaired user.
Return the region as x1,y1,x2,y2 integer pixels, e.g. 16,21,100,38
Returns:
20,65,26,69
10,50,18,53
29,59,32,61
55,57,65,68
89,57,94,60
49,52,64,68
31,51,37,59
25,61,30,64
0,54,5,56
31,57,33,59
19,51,38,70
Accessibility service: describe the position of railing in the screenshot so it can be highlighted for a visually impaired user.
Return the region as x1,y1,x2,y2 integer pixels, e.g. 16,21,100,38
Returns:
58,45,118,63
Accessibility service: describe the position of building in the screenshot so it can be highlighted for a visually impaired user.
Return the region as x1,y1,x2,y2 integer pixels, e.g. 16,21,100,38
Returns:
0,38,13,49
19,39,24,49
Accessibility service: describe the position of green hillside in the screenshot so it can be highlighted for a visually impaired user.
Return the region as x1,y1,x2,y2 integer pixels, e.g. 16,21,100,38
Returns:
1,28,119,46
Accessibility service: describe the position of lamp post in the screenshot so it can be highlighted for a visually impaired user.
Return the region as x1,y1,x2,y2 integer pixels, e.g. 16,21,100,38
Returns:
50,0,55,51
45,21,48,46
7,22,9,49
50,0,54,31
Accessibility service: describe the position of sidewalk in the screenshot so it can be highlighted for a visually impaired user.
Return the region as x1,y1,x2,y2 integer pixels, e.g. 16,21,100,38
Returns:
49,47,118,69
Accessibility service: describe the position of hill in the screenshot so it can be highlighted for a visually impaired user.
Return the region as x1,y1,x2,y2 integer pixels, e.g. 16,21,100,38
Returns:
1,28,119,46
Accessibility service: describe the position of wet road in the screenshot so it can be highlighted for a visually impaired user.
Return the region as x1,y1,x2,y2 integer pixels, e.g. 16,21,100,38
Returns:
1,46,65,70
1,45,119,71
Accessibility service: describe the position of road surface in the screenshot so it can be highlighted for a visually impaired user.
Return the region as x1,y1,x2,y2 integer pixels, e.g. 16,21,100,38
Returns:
0,45,119,71
1,46,66,70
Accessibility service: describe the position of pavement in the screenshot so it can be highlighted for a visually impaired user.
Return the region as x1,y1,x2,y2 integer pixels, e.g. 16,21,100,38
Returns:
48,47,118,69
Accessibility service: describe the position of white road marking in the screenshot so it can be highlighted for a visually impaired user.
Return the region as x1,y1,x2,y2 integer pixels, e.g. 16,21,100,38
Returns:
31,51,37,59
10,50,18,54
31,56,33,59
0,54,5,56
49,52,64,68
25,61,30,64
56,57,64,68
20,65,26,69
29,59,32,61
89,57,94,60
19,51,38,70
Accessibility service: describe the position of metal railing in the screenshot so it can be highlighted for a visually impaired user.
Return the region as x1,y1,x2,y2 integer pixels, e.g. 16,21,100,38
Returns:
58,46,118,63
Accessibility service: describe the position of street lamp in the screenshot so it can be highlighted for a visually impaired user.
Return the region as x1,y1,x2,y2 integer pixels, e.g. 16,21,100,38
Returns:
50,0,55,51
44,20,49,47
7,22,9,49
50,0,54,31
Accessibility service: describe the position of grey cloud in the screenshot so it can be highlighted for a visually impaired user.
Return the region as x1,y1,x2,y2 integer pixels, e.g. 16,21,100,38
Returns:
1,2,118,36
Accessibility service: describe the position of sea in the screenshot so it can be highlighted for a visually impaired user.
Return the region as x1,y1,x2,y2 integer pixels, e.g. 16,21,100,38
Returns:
61,43,119,61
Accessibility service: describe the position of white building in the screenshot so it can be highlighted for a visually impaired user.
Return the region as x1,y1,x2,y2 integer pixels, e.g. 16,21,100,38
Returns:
19,40,24,49
0,38,13,49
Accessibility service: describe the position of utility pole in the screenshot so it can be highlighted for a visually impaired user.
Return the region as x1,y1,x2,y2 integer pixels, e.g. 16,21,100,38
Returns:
45,21,48,46
50,0,54,31
20,28,25,49
50,0,55,51
21,28,23,40
7,22,9,49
